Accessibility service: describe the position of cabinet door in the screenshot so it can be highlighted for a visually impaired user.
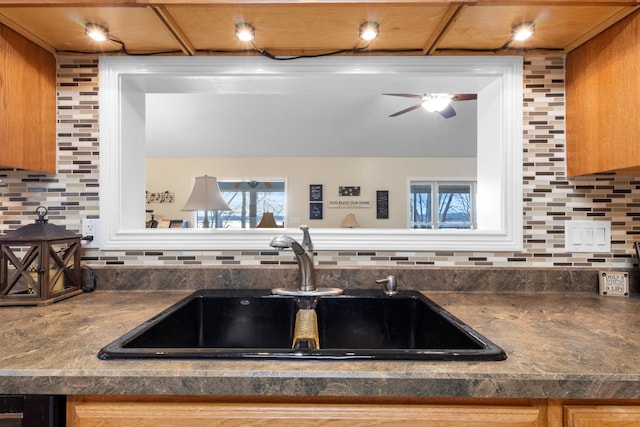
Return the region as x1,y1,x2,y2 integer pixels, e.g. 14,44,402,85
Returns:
565,10,640,176
565,405,640,427
0,24,56,173
68,399,546,427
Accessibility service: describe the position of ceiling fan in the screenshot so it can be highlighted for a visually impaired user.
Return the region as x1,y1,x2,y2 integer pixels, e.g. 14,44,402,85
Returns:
383,93,477,119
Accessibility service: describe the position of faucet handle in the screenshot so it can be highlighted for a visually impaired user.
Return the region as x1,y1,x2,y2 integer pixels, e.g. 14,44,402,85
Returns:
376,275,398,296
299,225,313,254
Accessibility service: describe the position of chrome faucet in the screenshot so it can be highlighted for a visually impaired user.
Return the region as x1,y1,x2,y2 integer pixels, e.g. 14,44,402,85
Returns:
270,226,343,296
299,225,314,263
270,226,316,292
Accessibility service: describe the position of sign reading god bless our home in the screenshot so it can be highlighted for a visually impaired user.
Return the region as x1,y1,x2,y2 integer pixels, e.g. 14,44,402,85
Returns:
329,186,371,208
327,200,372,208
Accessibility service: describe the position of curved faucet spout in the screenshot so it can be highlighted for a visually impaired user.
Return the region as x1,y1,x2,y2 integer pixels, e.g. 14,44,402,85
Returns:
269,235,305,255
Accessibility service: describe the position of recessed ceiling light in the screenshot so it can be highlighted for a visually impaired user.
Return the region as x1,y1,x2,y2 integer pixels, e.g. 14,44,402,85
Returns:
85,23,109,42
359,21,379,41
512,22,535,42
235,22,255,42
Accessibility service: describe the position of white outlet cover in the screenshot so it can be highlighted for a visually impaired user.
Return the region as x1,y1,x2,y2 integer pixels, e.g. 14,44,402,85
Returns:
82,218,100,249
565,220,611,253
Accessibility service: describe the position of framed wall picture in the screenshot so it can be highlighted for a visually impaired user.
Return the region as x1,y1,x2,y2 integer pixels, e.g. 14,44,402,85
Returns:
339,186,360,197
310,202,323,220
376,190,389,219
310,184,323,201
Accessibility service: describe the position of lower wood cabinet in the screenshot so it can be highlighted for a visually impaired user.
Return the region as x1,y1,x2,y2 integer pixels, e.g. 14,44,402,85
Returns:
67,396,640,427
67,396,547,427
563,405,640,427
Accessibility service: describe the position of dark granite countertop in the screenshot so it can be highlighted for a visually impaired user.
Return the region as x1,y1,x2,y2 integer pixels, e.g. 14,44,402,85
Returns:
1,289,639,399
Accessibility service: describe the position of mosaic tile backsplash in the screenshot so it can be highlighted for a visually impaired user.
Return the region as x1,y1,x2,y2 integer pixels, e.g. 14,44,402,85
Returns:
0,55,639,268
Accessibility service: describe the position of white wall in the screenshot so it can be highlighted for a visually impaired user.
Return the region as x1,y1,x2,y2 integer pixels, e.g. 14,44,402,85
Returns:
146,157,476,228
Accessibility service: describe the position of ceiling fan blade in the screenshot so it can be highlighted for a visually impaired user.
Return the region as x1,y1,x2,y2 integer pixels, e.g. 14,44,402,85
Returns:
451,93,477,101
438,104,457,119
389,103,424,117
383,93,424,99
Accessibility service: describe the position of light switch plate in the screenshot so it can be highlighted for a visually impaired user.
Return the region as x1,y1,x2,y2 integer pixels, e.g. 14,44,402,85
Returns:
565,220,611,253
598,271,629,297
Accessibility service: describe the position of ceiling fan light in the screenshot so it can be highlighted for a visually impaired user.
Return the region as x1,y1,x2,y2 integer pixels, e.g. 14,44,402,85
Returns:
512,22,535,41
235,22,255,42
85,23,109,42
421,94,452,113
359,21,379,41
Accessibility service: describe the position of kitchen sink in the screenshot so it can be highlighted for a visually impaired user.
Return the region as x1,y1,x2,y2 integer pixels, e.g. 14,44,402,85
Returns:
98,289,506,361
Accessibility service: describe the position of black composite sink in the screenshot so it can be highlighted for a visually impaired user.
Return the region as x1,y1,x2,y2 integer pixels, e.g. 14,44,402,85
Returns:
98,289,506,361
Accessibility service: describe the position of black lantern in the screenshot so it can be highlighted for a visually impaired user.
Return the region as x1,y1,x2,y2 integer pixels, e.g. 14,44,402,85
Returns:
0,207,83,306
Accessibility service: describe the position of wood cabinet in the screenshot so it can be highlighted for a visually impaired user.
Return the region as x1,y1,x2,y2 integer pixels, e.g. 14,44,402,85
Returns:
67,397,546,427
67,396,640,426
564,405,640,427
565,10,640,177
0,23,56,174
67,396,548,427
548,400,640,427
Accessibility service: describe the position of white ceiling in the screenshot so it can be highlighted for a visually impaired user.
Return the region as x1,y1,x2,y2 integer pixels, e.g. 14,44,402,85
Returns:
142,56,481,161
145,92,477,158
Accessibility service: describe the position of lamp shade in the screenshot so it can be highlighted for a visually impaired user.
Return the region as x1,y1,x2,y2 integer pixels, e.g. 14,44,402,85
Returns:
341,213,360,228
181,176,231,212
256,212,278,228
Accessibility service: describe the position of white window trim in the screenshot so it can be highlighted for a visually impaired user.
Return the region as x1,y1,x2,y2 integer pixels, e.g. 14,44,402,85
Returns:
409,179,477,230
98,55,523,252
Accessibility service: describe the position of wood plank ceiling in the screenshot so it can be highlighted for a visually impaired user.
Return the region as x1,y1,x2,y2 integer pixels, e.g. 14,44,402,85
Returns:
0,1,638,57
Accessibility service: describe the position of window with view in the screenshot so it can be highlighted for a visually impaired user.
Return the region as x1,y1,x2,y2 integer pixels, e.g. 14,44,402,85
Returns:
195,180,285,229
410,181,476,229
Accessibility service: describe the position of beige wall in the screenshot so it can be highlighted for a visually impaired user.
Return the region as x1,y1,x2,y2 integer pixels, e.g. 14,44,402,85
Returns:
146,157,476,228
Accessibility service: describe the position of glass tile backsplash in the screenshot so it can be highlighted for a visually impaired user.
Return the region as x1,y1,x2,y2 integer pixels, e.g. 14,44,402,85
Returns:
0,55,638,268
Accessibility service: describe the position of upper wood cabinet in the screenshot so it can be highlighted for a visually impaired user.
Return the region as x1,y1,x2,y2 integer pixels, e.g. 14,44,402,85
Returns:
0,23,56,174
566,10,640,177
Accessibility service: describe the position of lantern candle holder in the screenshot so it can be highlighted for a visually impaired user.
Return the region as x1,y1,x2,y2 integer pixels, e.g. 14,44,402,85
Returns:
0,207,83,306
